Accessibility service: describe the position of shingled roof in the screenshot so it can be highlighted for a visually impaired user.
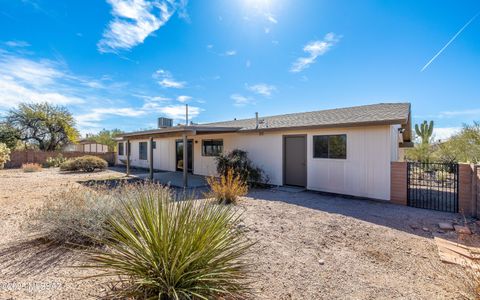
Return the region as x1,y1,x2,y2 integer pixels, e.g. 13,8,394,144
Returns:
205,103,410,131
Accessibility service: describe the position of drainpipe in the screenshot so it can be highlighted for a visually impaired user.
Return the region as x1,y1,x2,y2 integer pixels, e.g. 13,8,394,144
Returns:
255,112,259,129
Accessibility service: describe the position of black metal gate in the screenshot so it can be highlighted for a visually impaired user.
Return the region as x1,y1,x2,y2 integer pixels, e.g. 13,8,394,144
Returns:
407,162,459,213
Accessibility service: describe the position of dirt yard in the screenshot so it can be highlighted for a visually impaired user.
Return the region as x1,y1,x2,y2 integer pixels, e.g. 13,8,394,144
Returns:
0,168,471,299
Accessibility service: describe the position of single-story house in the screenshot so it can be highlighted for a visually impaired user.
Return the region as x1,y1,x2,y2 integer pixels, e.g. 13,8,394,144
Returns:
116,102,412,200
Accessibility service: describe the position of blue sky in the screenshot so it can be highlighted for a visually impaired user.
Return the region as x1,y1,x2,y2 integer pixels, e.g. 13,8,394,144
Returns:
0,0,479,139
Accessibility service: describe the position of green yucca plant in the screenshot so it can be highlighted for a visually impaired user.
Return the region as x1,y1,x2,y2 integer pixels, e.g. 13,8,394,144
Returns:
86,184,253,299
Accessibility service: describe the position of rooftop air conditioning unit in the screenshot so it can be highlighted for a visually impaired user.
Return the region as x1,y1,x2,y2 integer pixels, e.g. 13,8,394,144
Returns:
158,117,173,128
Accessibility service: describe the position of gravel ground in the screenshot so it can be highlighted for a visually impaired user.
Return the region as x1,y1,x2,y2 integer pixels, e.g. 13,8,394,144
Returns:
0,168,470,299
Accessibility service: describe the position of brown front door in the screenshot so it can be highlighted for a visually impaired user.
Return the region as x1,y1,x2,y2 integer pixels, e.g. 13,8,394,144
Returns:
284,135,307,187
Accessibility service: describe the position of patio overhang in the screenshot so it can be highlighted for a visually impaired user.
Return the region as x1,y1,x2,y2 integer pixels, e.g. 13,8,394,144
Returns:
117,125,241,188
116,125,242,140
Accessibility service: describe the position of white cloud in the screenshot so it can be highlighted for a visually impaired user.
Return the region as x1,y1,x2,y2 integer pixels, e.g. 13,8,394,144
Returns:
265,13,277,24
438,109,480,118
433,127,462,141
0,54,84,108
5,40,30,47
0,79,83,108
290,32,341,73
177,95,191,102
246,83,276,97
231,94,254,107
224,50,237,56
157,104,201,119
76,102,201,128
153,69,186,88
98,0,188,53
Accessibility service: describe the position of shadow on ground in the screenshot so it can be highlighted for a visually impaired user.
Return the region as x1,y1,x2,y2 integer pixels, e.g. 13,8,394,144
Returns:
0,237,81,276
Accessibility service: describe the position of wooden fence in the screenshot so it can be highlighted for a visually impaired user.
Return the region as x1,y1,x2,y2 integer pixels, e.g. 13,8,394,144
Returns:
5,150,116,168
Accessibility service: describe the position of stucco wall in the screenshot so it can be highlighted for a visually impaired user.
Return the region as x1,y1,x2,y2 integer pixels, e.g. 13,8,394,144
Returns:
118,124,397,200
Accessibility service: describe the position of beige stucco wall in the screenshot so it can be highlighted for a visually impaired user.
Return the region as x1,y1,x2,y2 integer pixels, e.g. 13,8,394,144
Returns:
118,124,398,200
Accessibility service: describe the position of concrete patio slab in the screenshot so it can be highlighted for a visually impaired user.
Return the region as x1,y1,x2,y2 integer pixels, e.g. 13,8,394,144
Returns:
133,171,207,188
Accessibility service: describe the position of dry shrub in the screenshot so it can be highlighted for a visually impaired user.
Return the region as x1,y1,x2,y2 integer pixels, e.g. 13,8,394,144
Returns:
22,163,42,172
29,185,118,246
206,169,248,204
44,154,67,168
28,182,172,247
60,155,108,172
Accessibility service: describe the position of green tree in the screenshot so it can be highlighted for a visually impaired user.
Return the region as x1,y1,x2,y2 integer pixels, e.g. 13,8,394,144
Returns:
415,120,434,144
405,142,433,163
433,121,480,163
0,123,20,150
6,102,79,151
89,128,123,151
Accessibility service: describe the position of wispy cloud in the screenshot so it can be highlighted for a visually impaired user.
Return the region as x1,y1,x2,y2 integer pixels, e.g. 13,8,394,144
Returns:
437,108,480,118
224,50,237,56
177,95,191,102
231,94,254,107
246,83,276,97
265,13,277,24
4,40,30,48
0,53,85,108
290,33,341,73
98,0,188,53
421,11,480,72
206,45,237,57
76,102,201,128
153,69,186,88
433,127,462,141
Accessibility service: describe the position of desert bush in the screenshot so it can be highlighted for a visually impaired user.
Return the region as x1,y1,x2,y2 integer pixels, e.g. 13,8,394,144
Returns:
0,142,10,169
216,149,267,185
29,185,118,246
22,163,42,172
44,154,67,168
206,169,248,204
86,184,252,299
60,155,108,172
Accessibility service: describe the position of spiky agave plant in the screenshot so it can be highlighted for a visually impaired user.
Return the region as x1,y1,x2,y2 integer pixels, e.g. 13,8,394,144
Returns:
86,184,253,299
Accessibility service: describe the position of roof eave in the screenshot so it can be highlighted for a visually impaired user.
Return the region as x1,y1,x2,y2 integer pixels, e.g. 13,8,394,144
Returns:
238,118,409,133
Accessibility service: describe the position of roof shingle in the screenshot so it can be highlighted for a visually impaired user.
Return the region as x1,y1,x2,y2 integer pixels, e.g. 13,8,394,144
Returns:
204,102,410,130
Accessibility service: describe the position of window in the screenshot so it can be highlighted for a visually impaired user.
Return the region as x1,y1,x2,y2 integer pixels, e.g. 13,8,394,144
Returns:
139,142,148,160
118,142,124,156
202,139,223,156
152,141,156,149
313,134,346,159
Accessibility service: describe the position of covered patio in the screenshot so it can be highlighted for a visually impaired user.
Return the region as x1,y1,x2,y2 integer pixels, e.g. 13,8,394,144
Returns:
117,124,241,188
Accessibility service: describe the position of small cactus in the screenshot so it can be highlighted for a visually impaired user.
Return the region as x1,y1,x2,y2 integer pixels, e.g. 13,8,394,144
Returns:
415,120,434,144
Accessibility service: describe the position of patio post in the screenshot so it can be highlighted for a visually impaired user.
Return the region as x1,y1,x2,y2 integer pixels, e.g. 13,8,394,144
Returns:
149,137,154,181
126,139,130,176
183,133,188,188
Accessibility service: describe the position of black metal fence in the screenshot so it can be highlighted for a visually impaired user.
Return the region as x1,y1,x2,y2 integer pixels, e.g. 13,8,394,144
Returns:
407,162,458,213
